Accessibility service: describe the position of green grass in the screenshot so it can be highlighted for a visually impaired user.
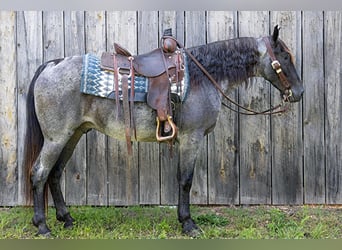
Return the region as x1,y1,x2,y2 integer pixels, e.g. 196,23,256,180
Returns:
0,205,341,239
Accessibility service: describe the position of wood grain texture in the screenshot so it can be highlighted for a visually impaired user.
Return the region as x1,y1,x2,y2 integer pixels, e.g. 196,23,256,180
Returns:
238,11,272,204
16,11,43,205
185,11,208,204
85,11,108,205
63,11,87,205
159,11,183,205
303,11,325,204
0,11,17,206
42,11,66,206
207,11,240,205
137,11,160,205
324,11,342,204
270,11,303,204
45,11,67,206
107,11,139,206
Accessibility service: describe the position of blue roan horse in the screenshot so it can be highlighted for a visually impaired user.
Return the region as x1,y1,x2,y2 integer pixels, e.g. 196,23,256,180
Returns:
24,26,304,237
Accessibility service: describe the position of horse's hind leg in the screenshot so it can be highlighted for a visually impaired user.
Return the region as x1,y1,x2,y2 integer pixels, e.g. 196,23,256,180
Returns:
48,130,84,229
31,140,68,236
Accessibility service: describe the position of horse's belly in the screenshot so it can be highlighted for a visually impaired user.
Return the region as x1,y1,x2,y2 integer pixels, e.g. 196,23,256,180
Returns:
96,111,158,143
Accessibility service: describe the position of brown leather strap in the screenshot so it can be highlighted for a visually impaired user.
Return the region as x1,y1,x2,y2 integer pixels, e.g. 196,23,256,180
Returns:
113,54,120,119
128,57,136,140
176,39,289,116
263,37,291,90
121,74,132,154
181,44,278,115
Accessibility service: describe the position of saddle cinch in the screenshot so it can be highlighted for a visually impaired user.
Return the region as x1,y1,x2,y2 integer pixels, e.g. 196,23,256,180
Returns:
100,30,184,152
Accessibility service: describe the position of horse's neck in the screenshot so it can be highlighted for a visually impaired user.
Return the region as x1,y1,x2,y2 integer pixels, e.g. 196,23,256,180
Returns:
188,37,260,92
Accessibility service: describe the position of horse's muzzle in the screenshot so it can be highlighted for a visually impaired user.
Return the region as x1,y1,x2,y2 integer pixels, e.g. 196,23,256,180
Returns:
283,85,304,103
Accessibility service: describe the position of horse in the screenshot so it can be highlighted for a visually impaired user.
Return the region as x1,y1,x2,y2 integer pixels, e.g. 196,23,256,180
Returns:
24,26,304,237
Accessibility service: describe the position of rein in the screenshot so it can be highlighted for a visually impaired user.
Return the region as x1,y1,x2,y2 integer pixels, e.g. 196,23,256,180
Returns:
174,36,292,116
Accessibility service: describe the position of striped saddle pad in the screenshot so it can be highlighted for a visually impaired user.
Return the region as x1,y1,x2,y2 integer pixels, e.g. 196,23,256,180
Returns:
80,53,189,102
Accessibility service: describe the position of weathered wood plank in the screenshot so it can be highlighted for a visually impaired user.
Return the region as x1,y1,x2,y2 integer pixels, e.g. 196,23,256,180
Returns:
185,11,208,204
42,11,65,205
42,11,64,61
107,11,139,206
63,11,87,206
238,11,272,204
84,11,108,205
159,11,184,205
303,11,325,204
324,11,342,204
270,11,303,204
16,11,43,205
0,11,17,206
137,11,161,205
207,11,240,205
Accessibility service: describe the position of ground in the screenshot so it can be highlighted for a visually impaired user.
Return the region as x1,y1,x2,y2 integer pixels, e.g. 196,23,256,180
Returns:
0,205,341,239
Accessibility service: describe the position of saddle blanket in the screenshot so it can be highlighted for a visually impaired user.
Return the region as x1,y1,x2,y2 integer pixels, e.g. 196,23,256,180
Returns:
80,53,189,102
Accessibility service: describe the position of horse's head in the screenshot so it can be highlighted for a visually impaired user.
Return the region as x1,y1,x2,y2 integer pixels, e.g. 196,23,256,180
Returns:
258,25,304,103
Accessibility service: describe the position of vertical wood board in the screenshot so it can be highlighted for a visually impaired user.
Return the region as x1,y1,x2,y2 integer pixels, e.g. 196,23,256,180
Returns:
270,11,303,204
324,11,342,204
238,11,272,204
185,11,208,204
303,11,325,204
107,11,139,206
0,11,17,206
207,11,240,205
137,11,160,205
16,11,43,205
63,11,87,205
159,11,184,205
85,11,108,205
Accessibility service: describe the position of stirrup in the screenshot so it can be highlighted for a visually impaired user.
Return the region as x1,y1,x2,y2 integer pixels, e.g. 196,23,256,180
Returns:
156,115,177,142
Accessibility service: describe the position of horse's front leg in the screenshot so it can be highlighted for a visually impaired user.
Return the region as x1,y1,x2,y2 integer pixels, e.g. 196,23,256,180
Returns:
177,131,204,237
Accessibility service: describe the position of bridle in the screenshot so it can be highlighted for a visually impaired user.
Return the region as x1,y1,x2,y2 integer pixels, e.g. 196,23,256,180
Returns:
178,36,294,115
263,37,293,102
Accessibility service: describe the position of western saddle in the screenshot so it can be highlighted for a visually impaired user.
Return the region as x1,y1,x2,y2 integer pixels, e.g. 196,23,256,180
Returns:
100,29,184,153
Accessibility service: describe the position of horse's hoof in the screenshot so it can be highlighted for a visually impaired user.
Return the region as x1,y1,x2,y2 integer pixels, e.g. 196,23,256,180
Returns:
182,219,203,238
64,220,74,229
57,213,74,229
36,228,51,238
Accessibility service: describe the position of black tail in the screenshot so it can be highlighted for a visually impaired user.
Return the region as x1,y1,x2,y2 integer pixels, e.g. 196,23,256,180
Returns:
23,60,60,205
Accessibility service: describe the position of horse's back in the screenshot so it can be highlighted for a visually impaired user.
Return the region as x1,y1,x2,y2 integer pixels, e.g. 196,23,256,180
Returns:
32,55,158,142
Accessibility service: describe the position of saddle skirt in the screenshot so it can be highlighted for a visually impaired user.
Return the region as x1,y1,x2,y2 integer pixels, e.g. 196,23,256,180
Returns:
80,53,189,102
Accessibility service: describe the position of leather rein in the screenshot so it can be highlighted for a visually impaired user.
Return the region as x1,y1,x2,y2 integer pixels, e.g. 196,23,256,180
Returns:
175,36,293,116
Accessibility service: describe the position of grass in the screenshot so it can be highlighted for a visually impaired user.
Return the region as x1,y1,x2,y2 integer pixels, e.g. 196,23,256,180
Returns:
0,205,341,239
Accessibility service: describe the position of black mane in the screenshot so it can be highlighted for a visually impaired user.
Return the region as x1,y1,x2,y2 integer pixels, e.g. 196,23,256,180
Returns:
187,37,259,86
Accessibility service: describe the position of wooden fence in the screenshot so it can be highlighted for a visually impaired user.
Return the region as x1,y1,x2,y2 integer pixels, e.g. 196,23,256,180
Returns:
0,11,341,206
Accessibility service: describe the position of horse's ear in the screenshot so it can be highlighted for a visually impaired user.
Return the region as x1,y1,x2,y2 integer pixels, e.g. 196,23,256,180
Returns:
272,25,281,43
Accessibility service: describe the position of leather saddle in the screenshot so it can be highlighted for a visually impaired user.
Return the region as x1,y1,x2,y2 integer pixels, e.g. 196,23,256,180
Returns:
100,33,184,147
101,44,181,78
